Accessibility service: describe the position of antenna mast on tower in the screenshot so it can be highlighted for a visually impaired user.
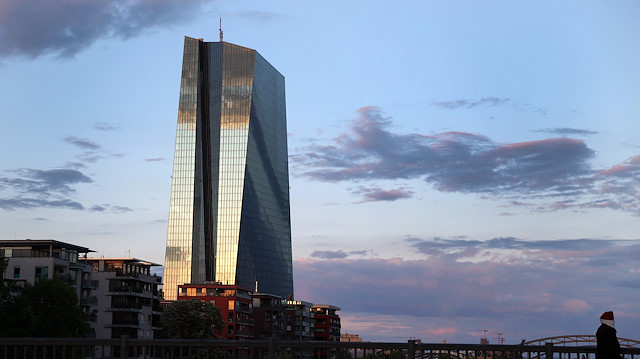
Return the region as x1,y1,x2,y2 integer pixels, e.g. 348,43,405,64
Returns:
219,17,223,42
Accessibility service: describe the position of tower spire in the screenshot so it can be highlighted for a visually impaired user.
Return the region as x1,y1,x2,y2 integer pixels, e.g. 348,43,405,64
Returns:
219,17,223,42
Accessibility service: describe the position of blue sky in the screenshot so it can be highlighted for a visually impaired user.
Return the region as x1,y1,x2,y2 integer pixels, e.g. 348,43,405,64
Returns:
1,0,639,343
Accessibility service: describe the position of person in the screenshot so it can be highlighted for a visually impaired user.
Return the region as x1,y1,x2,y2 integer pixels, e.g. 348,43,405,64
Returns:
596,311,621,359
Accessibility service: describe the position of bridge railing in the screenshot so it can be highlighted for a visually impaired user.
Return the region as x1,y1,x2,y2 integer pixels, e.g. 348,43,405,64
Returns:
1,337,639,359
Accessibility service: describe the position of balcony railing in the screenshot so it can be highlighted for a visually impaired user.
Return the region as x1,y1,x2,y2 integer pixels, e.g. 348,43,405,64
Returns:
0,338,638,359
82,280,99,289
80,297,98,306
111,302,143,310
109,286,144,294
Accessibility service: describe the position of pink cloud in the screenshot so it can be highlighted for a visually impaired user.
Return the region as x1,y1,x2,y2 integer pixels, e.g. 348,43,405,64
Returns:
425,327,458,336
598,155,640,177
292,239,640,343
560,299,591,314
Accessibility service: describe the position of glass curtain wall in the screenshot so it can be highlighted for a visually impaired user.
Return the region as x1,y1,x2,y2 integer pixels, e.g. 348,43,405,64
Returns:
164,37,202,300
164,39,293,300
213,44,255,286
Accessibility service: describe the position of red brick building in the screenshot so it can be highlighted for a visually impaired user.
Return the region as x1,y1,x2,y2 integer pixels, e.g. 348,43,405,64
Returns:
312,304,341,342
177,283,253,340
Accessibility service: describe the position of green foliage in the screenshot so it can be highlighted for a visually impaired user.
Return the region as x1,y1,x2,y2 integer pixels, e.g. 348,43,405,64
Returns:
0,255,19,336
161,299,225,339
23,278,90,337
0,277,89,338
0,255,13,307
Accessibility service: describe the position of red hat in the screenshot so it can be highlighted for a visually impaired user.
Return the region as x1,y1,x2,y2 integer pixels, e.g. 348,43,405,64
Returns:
600,311,614,320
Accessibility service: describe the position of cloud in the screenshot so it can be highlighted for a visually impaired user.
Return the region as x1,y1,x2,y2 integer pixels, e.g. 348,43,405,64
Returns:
0,165,132,213
94,122,121,131
311,250,349,259
64,162,87,169
533,128,599,136
89,204,134,213
432,97,510,110
310,250,370,259
0,197,85,211
64,135,124,164
234,11,290,23
0,168,93,195
145,157,165,162
0,168,92,211
64,136,101,150
412,236,621,251
293,237,640,342
292,107,640,214
293,107,594,193
0,0,211,59
352,186,414,203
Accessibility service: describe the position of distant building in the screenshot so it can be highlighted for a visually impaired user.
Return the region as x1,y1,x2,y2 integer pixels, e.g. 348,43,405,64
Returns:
311,305,341,359
341,333,362,342
312,304,341,342
85,258,163,339
163,37,293,301
252,292,286,340
178,283,253,340
283,300,315,341
0,239,95,326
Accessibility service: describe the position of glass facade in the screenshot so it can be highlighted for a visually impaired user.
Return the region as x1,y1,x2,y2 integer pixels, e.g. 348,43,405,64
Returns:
164,38,293,301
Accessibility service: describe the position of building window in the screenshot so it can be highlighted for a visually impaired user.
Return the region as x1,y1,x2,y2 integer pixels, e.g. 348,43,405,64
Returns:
35,266,48,280
13,267,20,278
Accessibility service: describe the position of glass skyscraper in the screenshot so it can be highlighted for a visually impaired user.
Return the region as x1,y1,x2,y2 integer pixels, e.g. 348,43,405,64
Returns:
163,37,293,301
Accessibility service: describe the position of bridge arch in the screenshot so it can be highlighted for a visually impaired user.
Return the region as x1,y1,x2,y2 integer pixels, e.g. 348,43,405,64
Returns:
524,335,639,348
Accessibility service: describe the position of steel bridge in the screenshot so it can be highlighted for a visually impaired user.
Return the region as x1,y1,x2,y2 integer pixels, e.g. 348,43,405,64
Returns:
0,336,638,359
524,335,640,348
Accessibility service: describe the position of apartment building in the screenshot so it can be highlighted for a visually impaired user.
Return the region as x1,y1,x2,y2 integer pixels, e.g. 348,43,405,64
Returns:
85,258,163,339
252,292,286,340
178,283,254,340
0,239,95,324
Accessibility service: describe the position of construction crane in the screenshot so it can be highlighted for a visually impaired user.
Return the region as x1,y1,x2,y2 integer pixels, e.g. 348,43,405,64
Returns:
488,332,505,344
473,330,489,344
474,330,505,344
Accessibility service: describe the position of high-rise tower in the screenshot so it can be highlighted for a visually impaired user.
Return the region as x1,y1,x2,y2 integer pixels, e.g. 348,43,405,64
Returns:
163,37,293,301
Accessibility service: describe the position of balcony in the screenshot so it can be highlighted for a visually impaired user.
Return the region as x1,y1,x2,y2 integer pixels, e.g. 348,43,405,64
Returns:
69,262,87,269
108,286,149,297
80,297,98,306
115,271,140,279
82,280,99,289
108,302,143,312
54,273,74,284
83,313,97,323
107,318,141,329
152,306,164,315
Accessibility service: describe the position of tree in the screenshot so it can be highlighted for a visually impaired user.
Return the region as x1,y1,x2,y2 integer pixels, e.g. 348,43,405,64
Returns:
20,278,90,337
0,277,89,338
0,255,18,336
0,255,11,305
161,299,225,339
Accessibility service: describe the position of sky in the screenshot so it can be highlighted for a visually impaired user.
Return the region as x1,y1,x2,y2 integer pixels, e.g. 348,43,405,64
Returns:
1,0,639,344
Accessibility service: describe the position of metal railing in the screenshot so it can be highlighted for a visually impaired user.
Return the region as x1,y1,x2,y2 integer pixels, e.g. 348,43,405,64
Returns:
0,337,639,359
